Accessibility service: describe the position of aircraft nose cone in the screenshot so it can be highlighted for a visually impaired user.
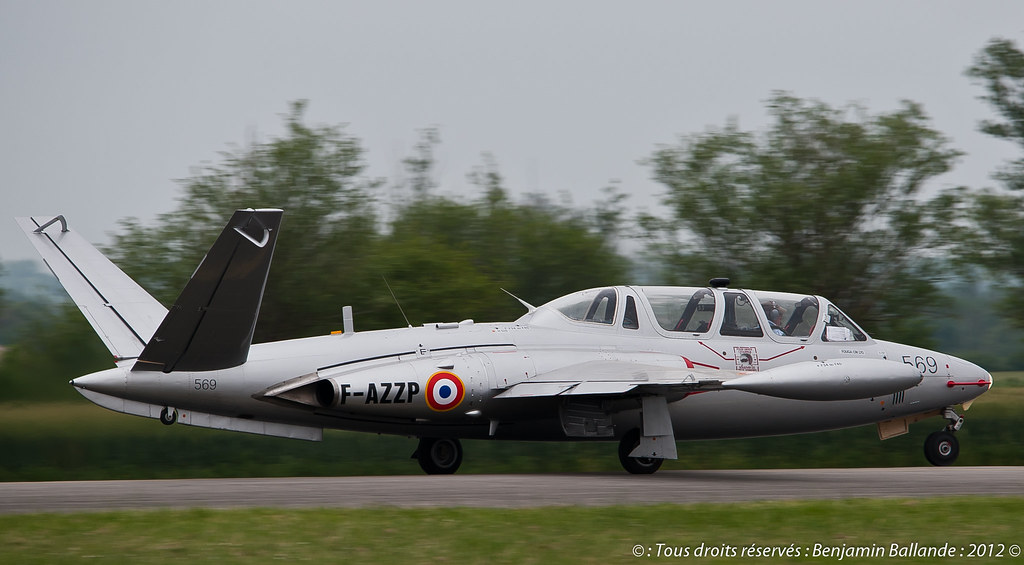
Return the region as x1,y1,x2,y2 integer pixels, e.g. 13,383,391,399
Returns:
946,356,993,393
70,368,127,397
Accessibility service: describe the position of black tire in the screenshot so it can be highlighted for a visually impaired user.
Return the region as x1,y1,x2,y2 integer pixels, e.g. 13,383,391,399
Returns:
617,428,664,475
416,437,463,475
159,407,177,426
924,430,959,466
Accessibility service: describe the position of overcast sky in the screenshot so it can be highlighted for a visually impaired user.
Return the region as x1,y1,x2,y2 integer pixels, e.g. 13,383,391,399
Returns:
2,1,1023,262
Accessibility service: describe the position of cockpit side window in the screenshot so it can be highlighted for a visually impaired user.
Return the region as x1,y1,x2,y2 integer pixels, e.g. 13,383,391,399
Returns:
821,304,867,342
641,287,715,333
584,289,617,324
552,288,617,324
675,289,715,332
752,292,819,338
720,291,764,338
623,296,639,330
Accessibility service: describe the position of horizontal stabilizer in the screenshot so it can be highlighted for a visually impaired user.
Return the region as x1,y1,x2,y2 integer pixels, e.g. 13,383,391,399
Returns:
16,215,168,361
133,209,283,372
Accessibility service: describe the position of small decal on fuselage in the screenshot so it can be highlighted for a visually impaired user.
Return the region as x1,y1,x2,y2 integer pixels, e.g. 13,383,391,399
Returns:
734,347,759,371
426,371,466,412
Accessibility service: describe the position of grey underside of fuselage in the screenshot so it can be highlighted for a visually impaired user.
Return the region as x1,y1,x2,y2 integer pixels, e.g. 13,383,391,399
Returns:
272,388,927,442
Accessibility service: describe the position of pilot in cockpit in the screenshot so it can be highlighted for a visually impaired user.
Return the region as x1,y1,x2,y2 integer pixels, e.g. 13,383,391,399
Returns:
762,300,787,336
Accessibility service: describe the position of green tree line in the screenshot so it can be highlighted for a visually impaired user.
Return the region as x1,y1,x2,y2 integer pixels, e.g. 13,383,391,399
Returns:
3,37,1024,401
102,104,628,342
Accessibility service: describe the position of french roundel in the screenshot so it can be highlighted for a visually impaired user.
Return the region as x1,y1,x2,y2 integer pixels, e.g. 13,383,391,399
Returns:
425,371,465,412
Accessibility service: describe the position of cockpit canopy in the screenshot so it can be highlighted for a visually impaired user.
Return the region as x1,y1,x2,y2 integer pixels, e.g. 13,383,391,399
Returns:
536,285,869,343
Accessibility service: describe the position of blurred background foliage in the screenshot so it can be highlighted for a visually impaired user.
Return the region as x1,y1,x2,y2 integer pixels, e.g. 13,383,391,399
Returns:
98,104,629,342
643,92,963,344
961,38,1024,332
3,37,1024,405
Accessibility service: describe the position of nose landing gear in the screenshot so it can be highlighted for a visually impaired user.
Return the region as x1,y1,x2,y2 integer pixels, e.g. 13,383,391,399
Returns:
924,430,959,466
924,407,963,466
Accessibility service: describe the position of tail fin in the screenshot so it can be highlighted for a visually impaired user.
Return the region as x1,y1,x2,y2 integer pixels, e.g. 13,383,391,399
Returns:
16,215,169,362
132,208,283,373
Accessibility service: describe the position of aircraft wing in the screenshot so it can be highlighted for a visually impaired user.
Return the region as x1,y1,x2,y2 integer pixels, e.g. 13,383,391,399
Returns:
494,360,726,399
495,357,923,402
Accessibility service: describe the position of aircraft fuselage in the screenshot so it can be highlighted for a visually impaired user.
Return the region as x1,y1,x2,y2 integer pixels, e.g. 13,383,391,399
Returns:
72,291,991,444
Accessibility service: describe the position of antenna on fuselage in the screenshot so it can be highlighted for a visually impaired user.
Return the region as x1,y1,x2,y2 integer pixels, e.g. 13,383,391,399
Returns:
709,277,731,289
501,288,537,314
383,276,413,328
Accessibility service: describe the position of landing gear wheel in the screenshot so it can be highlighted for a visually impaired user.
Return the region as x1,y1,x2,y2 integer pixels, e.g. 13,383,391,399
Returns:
416,437,463,475
618,428,663,475
159,407,177,426
924,430,959,466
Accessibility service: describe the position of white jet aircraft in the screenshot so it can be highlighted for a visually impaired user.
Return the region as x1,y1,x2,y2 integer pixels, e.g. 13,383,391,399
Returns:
17,209,992,474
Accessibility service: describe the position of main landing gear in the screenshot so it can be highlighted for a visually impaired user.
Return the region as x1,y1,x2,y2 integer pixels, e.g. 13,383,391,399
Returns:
414,437,463,474
618,428,663,475
924,407,963,466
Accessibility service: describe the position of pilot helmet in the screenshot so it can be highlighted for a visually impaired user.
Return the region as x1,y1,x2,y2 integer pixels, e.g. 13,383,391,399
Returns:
762,300,783,325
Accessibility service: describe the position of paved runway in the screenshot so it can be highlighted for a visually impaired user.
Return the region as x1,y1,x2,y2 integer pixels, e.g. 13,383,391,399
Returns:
2,467,1022,514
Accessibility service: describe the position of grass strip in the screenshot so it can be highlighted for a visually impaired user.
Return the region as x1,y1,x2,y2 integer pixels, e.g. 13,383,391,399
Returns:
1,497,1023,564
